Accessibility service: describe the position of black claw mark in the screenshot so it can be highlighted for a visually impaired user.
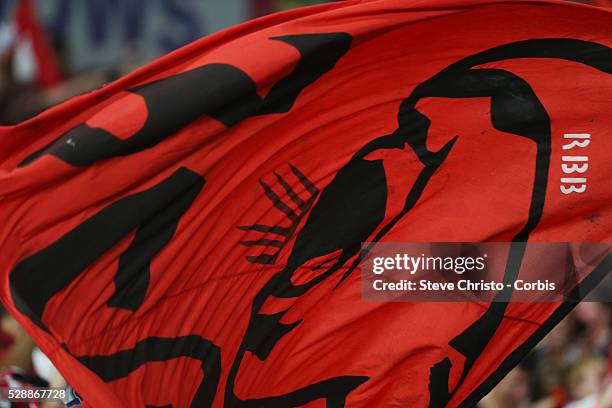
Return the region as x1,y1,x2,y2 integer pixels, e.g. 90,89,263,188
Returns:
246,254,278,265
238,164,319,265
259,178,300,222
239,239,285,248
237,224,292,237
289,164,318,195
274,172,306,210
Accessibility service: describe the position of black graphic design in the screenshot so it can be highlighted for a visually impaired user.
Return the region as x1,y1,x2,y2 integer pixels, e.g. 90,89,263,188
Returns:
227,39,612,408
107,169,203,311
77,336,221,408
10,33,352,408
19,33,352,167
8,32,612,407
239,164,319,265
414,39,612,407
10,167,205,330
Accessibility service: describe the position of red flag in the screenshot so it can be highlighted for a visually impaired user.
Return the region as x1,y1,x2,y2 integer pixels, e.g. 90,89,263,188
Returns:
0,0,610,406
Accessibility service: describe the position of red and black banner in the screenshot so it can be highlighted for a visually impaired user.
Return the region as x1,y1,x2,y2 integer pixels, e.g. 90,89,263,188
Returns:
0,0,610,406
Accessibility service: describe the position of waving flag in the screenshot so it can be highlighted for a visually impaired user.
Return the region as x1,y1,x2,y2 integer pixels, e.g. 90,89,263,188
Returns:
0,0,610,406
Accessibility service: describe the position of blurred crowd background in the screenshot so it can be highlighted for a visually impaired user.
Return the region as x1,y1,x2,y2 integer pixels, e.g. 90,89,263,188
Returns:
0,0,610,407
479,303,612,408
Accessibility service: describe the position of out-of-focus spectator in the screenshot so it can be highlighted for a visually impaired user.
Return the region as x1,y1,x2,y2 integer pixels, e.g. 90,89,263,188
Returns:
483,304,612,408
531,318,576,407
565,357,610,408
0,308,35,374
0,308,68,408
574,303,610,356
480,366,531,408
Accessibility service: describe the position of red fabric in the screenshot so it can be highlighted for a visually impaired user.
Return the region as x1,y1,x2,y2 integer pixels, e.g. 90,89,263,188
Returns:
589,0,612,8
0,1,610,407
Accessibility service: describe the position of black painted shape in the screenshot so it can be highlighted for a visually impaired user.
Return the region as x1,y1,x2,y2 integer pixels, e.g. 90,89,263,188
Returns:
433,243,528,403
238,164,319,265
443,38,612,74
289,164,318,196
237,224,292,237
237,376,369,408
9,167,204,331
319,39,611,406
227,38,612,408
275,172,306,210
77,336,220,408
239,238,285,248
244,311,302,360
415,39,612,407
19,33,351,167
286,159,387,271
258,34,352,115
428,358,451,408
107,169,204,311
225,160,387,406
246,253,278,265
411,68,550,141
259,178,299,222
412,69,548,406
